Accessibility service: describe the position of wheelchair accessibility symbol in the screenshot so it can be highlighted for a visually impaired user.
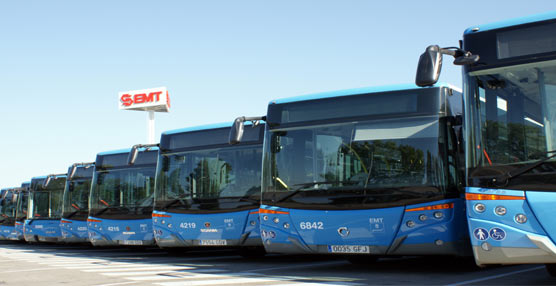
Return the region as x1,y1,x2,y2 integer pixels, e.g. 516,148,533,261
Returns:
473,228,488,241
489,227,506,241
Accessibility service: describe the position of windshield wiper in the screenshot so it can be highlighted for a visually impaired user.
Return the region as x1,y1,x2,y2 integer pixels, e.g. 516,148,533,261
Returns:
64,210,80,219
492,151,556,186
162,198,187,209
275,181,343,203
93,207,111,217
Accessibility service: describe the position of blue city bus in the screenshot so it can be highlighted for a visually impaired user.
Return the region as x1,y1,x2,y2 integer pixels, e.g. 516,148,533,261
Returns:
153,123,264,255
88,146,158,246
60,162,95,243
24,174,67,243
415,11,556,274
231,84,468,261
0,187,18,240
14,182,30,240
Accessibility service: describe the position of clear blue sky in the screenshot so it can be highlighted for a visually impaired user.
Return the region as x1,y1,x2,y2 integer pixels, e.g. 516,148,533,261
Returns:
0,1,554,188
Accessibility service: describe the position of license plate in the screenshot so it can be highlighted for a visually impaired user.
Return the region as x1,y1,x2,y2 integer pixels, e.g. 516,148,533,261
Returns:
120,240,143,245
327,245,370,254
199,239,227,246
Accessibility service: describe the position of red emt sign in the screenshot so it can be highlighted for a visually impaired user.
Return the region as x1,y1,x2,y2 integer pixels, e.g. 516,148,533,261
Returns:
118,87,170,112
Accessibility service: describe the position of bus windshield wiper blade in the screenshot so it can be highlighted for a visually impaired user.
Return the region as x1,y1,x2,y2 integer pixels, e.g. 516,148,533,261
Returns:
93,207,110,217
276,181,355,203
493,151,556,186
64,210,80,219
163,199,186,209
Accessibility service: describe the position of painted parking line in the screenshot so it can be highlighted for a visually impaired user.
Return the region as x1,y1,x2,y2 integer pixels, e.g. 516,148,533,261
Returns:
446,266,546,286
246,260,346,272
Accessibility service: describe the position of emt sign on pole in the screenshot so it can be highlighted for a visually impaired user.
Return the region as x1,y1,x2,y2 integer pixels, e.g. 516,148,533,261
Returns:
118,87,170,144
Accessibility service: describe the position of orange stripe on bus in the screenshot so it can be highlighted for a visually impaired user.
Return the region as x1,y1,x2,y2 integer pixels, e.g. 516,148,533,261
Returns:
87,218,102,223
152,213,171,218
405,203,454,212
259,208,289,215
465,193,525,201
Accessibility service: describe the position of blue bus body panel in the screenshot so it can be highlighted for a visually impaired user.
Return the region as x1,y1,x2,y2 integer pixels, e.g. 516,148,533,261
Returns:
153,209,261,247
87,217,154,246
466,187,556,265
23,219,61,243
60,219,89,243
14,222,24,240
260,199,466,255
464,11,556,34
0,225,16,240
524,192,556,243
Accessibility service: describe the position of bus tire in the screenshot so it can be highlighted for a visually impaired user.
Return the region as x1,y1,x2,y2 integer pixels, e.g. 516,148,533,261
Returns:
545,264,556,277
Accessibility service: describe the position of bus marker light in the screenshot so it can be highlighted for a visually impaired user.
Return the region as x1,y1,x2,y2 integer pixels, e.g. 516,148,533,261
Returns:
515,213,527,224
419,214,427,221
494,206,507,216
406,220,415,228
405,203,453,212
433,212,443,219
466,193,525,201
474,203,486,213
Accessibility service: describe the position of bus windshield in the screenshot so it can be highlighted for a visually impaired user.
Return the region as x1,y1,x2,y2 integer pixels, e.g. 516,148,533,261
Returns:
89,167,155,217
28,179,65,220
0,191,17,224
15,191,28,221
62,178,91,220
155,145,262,212
263,116,457,209
466,60,556,186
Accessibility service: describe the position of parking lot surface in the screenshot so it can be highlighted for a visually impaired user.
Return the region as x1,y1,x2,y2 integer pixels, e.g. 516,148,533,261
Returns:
0,241,555,285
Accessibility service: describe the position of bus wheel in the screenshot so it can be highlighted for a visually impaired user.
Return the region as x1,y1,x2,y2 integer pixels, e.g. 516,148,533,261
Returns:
238,247,266,258
346,255,378,264
545,264,556,277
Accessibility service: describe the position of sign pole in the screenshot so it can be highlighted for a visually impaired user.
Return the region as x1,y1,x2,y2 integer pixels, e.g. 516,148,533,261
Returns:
147,111,155,144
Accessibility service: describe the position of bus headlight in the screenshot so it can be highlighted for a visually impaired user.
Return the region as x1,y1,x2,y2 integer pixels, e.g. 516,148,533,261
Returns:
250,220,256,226
474,203,486,213
283,222,290,229
515,213,527,224
433,212,444,219
494,206,507,216
406,220,415,228
419,214,427,221
263,215,269,221
273,217,279,224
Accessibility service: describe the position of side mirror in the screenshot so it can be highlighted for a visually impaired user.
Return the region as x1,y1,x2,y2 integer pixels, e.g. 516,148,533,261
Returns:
128,146,140,165
229,117,245,145
68,165,78,180
43,176,52,189
416,45,443,87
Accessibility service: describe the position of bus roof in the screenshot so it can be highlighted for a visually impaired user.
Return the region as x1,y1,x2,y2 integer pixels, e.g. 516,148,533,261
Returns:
162,122,232,136
464,11,556,35
162,121,262,137
97,146,160,156
269,83,457,105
